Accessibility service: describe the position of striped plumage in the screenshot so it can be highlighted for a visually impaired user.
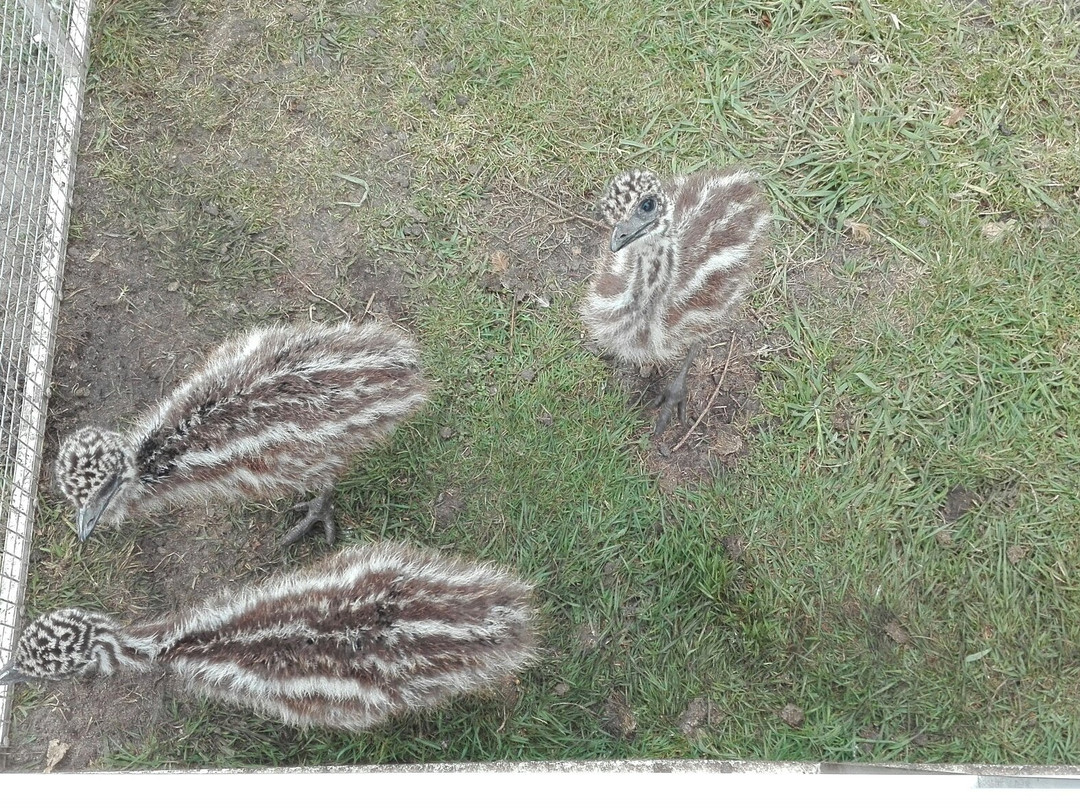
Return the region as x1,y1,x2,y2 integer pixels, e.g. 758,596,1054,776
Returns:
582,167,771,435
55,320,429,545
0,543,537,731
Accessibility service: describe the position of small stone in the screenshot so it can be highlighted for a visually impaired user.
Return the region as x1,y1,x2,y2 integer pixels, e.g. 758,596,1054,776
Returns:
1006,545,1030,564
779,703,804,728
43,739,69,773
455,94,469,107
942,106,966,127
917,216,930,227
883,620,910,645
519,368,536,382
981,218,1017,242
438,426,455,440
553,682,570,697
167,280,180,292
713,427,744,457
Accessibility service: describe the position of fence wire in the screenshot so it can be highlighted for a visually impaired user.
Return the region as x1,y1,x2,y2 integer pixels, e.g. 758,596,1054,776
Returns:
0,0,92,751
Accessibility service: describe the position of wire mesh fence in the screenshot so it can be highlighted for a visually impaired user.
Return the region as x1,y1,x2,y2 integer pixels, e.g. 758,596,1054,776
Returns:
0,0,92,751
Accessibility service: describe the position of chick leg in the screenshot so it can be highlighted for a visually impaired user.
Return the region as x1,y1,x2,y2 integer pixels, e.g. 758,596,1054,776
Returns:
280,486,337,546
653,345,698,437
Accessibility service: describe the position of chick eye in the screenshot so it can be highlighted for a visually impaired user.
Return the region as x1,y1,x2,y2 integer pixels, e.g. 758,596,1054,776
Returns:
639,197,656,214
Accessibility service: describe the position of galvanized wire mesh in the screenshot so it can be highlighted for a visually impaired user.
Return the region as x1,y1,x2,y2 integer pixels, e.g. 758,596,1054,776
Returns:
0,0,92,750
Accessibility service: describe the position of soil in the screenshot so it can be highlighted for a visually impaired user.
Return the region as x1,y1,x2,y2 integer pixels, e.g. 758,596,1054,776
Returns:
600,692,638,741
641,320,767,491
678,697,723,743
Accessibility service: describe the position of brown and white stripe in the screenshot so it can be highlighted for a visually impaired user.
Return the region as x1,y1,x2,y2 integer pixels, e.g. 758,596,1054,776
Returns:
55,320,429,539
582,167,771,367
0,543,537,731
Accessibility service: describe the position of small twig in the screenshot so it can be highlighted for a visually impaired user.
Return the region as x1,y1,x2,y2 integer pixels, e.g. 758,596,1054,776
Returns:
508,180,605,229
258,248,353,319
362,291,376,319
671,340,735,453
158,355,176,399
289,269,351,320
254,247,352,319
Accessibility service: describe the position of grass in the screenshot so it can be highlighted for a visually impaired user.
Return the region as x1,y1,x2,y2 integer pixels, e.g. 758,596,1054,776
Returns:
13,0,1080,768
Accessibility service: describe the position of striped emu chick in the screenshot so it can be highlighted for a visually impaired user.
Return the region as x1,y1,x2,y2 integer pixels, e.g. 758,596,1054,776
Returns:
55,321,429,545
0,543,537,731
581,167,771,436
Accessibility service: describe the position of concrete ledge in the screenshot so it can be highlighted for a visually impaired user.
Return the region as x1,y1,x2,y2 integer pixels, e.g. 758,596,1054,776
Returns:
195,759,1080,777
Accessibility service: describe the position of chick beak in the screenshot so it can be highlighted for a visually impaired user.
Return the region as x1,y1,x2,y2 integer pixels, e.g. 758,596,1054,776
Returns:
76,473,123,542
610,212,652,253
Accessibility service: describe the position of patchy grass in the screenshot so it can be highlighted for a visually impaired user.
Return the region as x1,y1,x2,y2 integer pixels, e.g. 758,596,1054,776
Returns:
12,0,1080,769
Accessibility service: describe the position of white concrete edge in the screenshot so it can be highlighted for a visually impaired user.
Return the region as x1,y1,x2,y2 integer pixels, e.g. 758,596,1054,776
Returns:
104,759,1080,776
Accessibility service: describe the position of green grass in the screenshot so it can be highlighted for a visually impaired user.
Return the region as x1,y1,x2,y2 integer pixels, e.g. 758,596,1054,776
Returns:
16,0,1080,768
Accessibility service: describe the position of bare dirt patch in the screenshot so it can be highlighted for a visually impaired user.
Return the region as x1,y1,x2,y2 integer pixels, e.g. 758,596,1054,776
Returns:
940,485,979,524
8,673,168,772
677,696,723,743
601,691,638,741
477,177,603,304
637,321,768,491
